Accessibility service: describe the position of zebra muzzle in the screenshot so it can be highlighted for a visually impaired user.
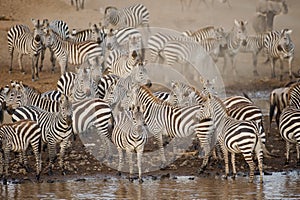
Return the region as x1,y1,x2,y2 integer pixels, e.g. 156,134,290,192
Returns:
66,115,73,126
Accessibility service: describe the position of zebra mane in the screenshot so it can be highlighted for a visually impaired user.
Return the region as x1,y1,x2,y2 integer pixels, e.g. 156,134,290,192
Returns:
139,85,171,105
21,83,42,95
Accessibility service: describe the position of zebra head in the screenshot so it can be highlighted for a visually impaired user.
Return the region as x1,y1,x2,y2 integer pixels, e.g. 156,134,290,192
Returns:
277,29,293,57
105,28,118,51
130,61,152,88
4,81,27,112
59,94,73,126
233,19,248,46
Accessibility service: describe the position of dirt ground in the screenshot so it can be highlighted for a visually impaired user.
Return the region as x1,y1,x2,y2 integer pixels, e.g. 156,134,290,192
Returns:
0,0,300,183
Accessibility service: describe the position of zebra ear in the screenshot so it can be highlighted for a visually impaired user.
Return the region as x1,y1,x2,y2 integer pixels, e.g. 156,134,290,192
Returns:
234,19,240,26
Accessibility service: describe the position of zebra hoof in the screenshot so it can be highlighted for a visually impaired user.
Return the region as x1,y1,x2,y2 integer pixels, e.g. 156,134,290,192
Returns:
36,174,40,182
62,170,66,176
284,161,289,166
48,169,53,176
117,171,121,176
3,178,7,185
232,174,236,180
139,178,144,183
8,70,12,74
297,161,300,166
197,167,205,174
21,71,26,75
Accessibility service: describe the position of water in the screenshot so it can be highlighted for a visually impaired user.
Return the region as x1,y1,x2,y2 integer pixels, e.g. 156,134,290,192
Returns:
1,171,299,199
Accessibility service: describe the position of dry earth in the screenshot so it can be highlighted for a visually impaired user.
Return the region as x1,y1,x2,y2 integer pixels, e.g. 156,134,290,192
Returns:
0,0,300,183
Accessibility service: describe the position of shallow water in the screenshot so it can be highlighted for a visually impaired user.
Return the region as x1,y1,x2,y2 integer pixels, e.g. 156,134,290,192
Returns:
1,171,300,199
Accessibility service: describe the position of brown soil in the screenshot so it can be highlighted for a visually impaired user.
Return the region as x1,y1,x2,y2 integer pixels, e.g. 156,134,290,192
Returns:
0,0,299,183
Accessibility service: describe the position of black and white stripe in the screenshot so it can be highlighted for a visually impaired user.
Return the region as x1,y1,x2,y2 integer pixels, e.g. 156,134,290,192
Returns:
111,107,147,182
263,29,295,80
0,120,42,182
269,86,289,127
70,23,106,44
103,4,150,29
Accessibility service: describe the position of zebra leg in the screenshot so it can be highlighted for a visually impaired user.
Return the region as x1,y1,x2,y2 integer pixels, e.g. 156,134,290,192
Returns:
117,148,124,176
59,139,69,175
244,154,255,183
39,46,46,71
256,148,264,183
137,150,144,183
50,49,56,73
231,153,236,179
279,59,284,81
3,148,10,185
296,143,300,166
288,57,293,79
20,151,30,172
9,49,14,74
31,55,39,82
18,53,25,74
127,150,134,182
157,132,167,169
270,58,276,78
252,52,259,76
220,143,229,179
32,146,42,181
47,142,57,176
285,141,290,165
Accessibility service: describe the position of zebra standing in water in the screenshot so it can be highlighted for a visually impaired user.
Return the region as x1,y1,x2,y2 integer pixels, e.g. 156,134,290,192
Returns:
111,106,148,182
279,82,300,166
103,4,150,29
170,81,264,182
263,28,295,80
11,94,73,175
39,19,70,72
0,120,42,184
7,19,44,81
127,84,211,168
43,26,104,74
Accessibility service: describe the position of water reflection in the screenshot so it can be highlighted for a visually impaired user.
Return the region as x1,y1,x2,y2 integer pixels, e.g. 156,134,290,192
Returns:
0,172,299,199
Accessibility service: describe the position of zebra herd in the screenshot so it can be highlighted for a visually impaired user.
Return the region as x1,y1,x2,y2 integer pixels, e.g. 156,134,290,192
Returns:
0,2,298,184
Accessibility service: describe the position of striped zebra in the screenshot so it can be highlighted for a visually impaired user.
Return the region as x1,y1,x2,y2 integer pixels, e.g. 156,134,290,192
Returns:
43,27,104,74
147,31,197,63
39,19,70,72
7,19,44,81
6,80,60,112
103,4,150,29
279,106,300,166
170,81,265,182
263,28,294,80
128,84,211,168
70,23,107,44
220,19,248,76
41,90,62,102
96,74,120,99
11,94,73,175
0,120,42,184
112,106,147,182
106,50,141,77
269,86,289,127
182,26,220,41
239,33,266,76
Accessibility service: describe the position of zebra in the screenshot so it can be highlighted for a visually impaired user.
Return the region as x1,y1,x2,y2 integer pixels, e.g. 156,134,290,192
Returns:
41,90,62,102
11,94,73,175
279,106,300,166
43,26,104,75
170,80,265,182
127,84,211,168
5,80,60,113
103,4,150,29
219,19,248,77
239,33,266,76
263,28,294,80
57,65,101,102
96,74,120,99
106,50,141,77
70,23,106,44
147,31,197,63
39,19,70,72
269,86,289,128
7,19,44,81
111,106,147,182
182,26,222,42
0,120,42,184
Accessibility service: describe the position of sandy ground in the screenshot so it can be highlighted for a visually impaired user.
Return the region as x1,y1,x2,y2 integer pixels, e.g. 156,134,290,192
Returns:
0,0,300,183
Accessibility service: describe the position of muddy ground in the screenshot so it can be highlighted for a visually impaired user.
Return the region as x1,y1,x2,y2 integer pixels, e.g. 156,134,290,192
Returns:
0,0,300,183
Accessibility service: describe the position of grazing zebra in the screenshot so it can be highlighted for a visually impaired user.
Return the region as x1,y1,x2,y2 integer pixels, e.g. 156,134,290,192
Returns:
112,106,147,182
128,84,211,168
106,50,141,77
70,23,107,44
11,94,73,175
239,33,266,76
71,0,85,10
103,4,150,29
220,19,248,76
39,19,70,72
5,80,60,112
269,86,289,127
43,27,104,74
279,106,300,166
7,19,44,81
263,28,294,80
0,120,42,183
